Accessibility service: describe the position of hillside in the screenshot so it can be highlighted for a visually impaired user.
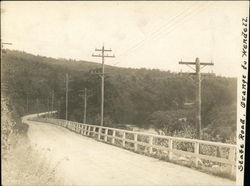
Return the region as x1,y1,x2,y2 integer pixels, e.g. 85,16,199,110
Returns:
1,49,237,142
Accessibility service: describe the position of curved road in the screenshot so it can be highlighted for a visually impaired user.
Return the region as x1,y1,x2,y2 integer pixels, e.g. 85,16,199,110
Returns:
23,114,235,186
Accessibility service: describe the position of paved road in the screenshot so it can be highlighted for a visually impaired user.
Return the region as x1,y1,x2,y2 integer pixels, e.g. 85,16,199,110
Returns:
23,115,236,186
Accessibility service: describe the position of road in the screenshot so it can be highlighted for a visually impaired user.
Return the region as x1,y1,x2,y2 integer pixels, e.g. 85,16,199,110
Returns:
23,114,236,186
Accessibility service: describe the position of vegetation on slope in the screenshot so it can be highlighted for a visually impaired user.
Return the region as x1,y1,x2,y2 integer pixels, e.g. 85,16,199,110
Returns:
2,49,237,143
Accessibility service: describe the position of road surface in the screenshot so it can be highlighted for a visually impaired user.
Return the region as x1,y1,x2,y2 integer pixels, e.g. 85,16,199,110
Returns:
23,115,236,186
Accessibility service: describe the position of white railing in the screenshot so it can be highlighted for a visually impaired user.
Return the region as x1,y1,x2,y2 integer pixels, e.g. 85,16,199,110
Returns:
30,116,236,177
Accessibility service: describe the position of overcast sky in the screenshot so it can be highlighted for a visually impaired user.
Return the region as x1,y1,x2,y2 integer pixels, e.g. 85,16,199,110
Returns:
1,1,249,77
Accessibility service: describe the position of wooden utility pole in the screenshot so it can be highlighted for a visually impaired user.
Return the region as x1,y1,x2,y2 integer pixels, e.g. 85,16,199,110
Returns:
58,100,61,119
1,40,12,61
36,98,39,116
179,57,213,139
79,88,89,124
1,41,12,49
66,73,69,120
51,89,54,117
47,97,50,118
26,94,29,114
1,40,12,54
84,88,87,124
92,45,115,126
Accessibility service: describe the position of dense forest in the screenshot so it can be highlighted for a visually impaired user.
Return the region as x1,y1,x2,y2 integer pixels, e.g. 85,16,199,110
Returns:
2,49,237,143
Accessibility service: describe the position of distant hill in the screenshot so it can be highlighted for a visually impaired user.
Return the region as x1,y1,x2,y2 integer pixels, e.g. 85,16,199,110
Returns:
1,49,237,142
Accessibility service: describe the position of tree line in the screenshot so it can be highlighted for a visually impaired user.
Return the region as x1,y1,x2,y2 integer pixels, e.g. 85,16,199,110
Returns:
2,49,237,143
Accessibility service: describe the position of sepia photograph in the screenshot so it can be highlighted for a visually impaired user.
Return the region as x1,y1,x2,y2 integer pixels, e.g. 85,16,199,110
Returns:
1,1,249,186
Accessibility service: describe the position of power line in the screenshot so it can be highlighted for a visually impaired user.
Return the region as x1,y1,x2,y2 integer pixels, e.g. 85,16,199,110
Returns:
113,2,211,66
113,3,192,55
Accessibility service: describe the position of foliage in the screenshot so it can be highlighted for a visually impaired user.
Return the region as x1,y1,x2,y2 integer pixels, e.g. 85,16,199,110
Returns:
2,49,237,142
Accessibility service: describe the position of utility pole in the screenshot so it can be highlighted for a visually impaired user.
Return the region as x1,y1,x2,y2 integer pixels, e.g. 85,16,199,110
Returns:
36,98,39,117
1,40,12,60
1,40,12,93
84,88,87,124
65,73,69,121
179,57,214,139
92,45,115,126
47,97,50,118
58,99,61,119
26,94,29,114
1,40,12,54
51,89,54,117
79,88,89,124
1,41,12,49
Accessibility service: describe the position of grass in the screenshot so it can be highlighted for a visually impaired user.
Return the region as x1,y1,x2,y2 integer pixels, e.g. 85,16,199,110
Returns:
2,134,64,186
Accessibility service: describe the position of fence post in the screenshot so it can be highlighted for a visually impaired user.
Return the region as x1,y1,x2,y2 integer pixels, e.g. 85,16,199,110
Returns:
83,125,87,135
87,126,91,136
98,127,101,140
229,147,235,176
168,138,173,160
78,124,80,133
195,142,200,167
149,136,153,154
134,133,138,151
104,129,108,142
81,125,84,134
85,125,88,135
93,127,96,137
112,130,116,144
122,132,126,147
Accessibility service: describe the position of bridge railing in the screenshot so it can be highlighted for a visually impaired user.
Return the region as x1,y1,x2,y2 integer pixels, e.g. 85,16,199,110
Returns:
30,116,236,177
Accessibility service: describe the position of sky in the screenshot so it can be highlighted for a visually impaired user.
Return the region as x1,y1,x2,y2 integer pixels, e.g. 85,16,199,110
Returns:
1,1,249,77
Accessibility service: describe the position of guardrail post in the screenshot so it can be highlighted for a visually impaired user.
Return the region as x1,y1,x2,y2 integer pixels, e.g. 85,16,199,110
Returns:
195,142,200,167
83,125,87,135
112,130,116,144
86,125,88,135
98,127,101,140
85,125,87,135
122,132,126,147
168,138,173,160
87,126,91,136
81,125,83,133
229,147,235,176
149,136,153,154
93,127,96,137
104,129,108,142
134,133,138,151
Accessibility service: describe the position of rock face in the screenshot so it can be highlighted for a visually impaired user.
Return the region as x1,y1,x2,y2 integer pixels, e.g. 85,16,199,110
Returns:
1,96,15,156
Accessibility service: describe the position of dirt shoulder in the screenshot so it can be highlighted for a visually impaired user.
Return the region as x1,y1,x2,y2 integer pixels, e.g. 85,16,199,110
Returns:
1,107,63,186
